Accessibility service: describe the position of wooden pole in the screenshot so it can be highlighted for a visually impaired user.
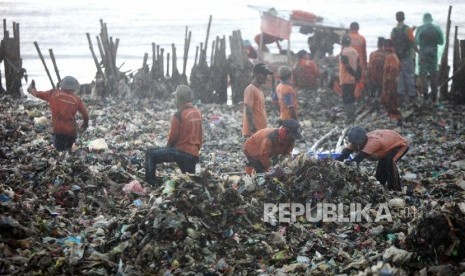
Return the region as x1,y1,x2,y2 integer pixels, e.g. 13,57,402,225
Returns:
86,33,104,79
33,41,55,89
48,49,61,83
438,5,452,100
204,15,212,54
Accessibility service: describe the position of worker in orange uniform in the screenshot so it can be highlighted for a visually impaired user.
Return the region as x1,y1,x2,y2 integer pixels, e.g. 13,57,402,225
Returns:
27,76,89,152
348,22,367,99
275,65,298,124
336,126,409,191
367,37,386,107
145,85,203,186
380,39,402,126
243,119,302,174
292,49,320,91
242,63,273,137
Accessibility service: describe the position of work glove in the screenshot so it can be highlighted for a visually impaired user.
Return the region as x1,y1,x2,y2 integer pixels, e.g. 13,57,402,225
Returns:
27,80,35,93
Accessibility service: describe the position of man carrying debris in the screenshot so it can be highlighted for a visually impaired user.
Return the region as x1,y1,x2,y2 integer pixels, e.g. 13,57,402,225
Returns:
27,76,89,152
275,66,298,124
336,126,409,191
145,85,202,186
243,119,302,174
242,63,273,138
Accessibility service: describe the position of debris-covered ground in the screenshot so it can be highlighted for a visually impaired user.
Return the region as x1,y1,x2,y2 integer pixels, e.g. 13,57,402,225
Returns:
1,89,465,275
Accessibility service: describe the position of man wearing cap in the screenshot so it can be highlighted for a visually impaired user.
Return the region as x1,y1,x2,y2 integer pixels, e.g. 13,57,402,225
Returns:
242,62,273,137
27,76,89,152
336,126,409,191
275,65,298,124
145,85,202,186
243,119,302,174
415,12,444,103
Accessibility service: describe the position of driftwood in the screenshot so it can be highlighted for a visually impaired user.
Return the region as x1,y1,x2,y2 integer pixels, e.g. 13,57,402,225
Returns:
309,126,339,153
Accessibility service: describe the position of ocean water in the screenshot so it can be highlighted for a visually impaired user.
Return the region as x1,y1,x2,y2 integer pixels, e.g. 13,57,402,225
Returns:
1,0,464,89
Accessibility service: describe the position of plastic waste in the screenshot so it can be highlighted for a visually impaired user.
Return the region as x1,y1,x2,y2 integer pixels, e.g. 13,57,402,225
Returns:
162,179,176,196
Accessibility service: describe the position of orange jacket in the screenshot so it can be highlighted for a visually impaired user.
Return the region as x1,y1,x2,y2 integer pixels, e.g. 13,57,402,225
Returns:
276,82,297,120
243,128,295,170
367,49,386,86
167,103,203,157
293,59,320,90
242,83,267,136
348,129,408,161
339,46,359,85
349,31,367,69
31,89,89,136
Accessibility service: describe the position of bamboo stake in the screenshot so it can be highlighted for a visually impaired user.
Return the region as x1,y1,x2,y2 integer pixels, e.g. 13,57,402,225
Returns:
438,5,452,99
182,27,191,76
33,41,55,88
203,15,212,53
86,33,104,79
48,49,61,83
166,52,170,78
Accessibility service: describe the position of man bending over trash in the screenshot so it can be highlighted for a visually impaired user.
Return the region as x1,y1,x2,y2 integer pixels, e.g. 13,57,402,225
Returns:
336,126,409,191
28,76,89,152
243,119,302,174
145,85,203,186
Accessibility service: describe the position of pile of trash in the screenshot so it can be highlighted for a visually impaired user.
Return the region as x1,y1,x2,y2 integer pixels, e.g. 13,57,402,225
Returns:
1,91,465,275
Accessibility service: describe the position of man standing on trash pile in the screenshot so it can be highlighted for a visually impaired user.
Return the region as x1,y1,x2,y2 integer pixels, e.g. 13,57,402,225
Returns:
274,65,298,125
242,63,273,138
145,85,203,186
339,34,361,124
415,12,444,103
27,76,89,152
336,126,409,191
243,119,302,174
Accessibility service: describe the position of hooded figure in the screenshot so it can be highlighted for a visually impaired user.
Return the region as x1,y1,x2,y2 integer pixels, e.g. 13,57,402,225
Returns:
415,12,444,102
145,85,203,185
27,76,89,152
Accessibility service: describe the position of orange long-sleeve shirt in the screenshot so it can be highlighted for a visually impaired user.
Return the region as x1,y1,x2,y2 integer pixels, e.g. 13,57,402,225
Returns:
167,103,203,157
276,82,298,121
31,89,89,136
339,46,359,85
242,83,267,136
243,128,295,170
348,129,408,161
